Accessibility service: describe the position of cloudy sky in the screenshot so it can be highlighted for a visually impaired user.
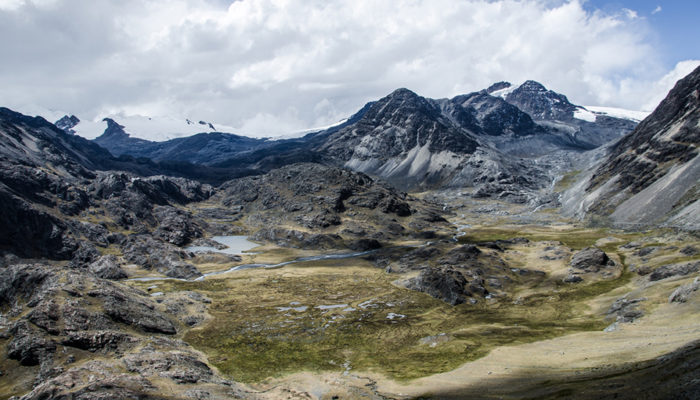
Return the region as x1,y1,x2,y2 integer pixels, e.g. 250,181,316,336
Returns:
0,0,698,140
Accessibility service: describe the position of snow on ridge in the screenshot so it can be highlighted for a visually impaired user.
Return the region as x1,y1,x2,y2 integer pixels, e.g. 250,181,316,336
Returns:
489,83,520,99
73,115,238,142
584,106,650,122
573,107,597,122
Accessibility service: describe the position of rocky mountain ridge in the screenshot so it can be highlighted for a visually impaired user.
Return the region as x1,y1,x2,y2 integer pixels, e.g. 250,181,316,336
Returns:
85,81,637,198
562,65,700,230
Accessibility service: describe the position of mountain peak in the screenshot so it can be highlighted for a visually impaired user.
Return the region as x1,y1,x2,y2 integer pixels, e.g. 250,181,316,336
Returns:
486,81,512,94
98,118,131,140
55,115,80,134
505,80,576,121
518,80,548,92
385,87,420,100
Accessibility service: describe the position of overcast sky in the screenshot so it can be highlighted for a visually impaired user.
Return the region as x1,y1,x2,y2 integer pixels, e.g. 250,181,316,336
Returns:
0,0,698,140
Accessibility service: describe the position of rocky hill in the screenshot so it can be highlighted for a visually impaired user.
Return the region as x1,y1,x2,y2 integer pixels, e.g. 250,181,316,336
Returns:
207,163,451,249
562,65,700,230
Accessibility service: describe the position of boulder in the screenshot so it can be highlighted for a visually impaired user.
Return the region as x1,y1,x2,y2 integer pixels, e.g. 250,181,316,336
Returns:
669,278,700,303
570,247,615,272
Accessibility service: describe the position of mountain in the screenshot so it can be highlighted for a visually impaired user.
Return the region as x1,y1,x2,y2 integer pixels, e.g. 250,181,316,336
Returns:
562,65,700,229
85,80,637,202
93,118,269,165
307,82,637,199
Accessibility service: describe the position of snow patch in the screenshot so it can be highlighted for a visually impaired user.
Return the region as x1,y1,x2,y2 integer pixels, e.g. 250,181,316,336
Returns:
584,106,650,122
73,115,238,141
490,83,520,99
573,107,597,122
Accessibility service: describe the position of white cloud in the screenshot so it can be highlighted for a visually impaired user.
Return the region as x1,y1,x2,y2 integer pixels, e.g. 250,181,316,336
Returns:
652,5,662,15
0,0,693,139
641,60,700,111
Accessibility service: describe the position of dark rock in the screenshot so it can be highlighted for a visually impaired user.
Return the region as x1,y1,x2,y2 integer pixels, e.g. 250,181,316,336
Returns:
7,321,56,366
570,247,615,272
408,267,469,305
680,246,698,256
633,246,659,258
347,238,382,251
563,274,583,283
252,228,342,250
440,245,481,265
0,263,53,306
69,242,100,268
62,330,136,352
88,285,177,334
122,235,201,279
88,255,128,280
153,206,203,246
649,261,700,281
122,351,214,384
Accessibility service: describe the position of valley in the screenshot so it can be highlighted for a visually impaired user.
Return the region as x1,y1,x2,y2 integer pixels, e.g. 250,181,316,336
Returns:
0,67,698,399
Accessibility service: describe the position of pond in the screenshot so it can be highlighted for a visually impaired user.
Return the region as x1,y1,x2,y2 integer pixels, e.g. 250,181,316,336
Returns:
186,235,259,255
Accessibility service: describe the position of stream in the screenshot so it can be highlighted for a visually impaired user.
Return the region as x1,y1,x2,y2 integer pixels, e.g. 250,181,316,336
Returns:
131,218,468,283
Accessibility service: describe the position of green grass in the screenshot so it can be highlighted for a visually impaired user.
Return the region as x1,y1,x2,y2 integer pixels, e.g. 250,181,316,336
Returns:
457,227,613,250
554,170,582,192
163,259,629,383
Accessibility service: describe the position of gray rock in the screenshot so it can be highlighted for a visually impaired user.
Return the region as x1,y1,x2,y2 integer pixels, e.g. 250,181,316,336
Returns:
406,266,489,305
563,274,583,283
649,261,700,281
16,361,162,400
122,235,201,279
153,205,203,246
7,321,56,366
88,255,128,280
607,296,646,324
122,351,214,384
62,330,136,352
570,247,615,272
88,285,177,335
669,278,700,303
680,245,699,256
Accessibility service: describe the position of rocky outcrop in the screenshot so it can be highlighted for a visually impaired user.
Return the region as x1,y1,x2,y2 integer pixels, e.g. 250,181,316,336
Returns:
649,261,700,282
405,266,490,305
564,247,618,283
669,278,699,303
569,247,615,272
88,255,128,280
122,235,201,279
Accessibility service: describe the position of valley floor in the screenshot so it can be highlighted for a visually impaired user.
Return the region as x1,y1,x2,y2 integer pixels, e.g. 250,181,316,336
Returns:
123,197,700,399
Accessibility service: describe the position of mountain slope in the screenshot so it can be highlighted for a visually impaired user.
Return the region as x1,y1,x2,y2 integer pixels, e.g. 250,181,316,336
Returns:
562,65,700,229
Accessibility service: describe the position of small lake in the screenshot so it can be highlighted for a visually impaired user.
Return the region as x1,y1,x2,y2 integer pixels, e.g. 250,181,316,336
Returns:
186,235,259,255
